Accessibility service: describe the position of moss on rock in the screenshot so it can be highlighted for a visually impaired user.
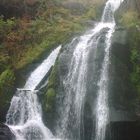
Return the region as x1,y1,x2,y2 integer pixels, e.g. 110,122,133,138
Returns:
0,69,15,94
45,88,56,112
0,69,15,122
43,60,59,114
115,4,140,112
47,61,59,89
128,28,140,96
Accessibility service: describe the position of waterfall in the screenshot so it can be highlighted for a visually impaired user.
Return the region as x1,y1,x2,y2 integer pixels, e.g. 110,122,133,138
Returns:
6,46,61,140
5,0,124,139
24,46,62,90
55,0,124,140
95,1,124,140
55,23,115,140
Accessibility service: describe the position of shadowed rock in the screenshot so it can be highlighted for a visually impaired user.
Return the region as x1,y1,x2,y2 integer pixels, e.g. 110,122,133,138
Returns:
0,123,15,140
105,121,140,140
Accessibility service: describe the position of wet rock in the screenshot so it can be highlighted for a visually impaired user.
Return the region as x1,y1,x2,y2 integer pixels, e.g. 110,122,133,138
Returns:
0,123,15,140
105,121,140,140
109,28,137,121
117,0,140,14
112,28,127,45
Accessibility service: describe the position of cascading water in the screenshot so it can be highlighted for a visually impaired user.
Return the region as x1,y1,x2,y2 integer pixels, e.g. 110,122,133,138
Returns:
24,46,62,90
54,0,124,140
55,23,115,140
95,1,124,140
6,46,61,140
5,0,124,139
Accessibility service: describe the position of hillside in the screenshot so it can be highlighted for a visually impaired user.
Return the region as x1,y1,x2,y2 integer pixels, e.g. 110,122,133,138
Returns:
0,0,105,122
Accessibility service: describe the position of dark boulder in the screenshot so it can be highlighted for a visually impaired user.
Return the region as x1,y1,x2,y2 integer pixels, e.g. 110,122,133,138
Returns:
105,121,140,140
0,123,15,140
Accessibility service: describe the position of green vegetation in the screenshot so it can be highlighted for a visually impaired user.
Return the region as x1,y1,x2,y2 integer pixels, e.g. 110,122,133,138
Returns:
45,88,56,112
15,17,85,69
44,61,59,113
0,2,104,70
118,9,140,96
47,62,58,89
0,69,15,109
0,0,105,120
119,11,140,28
129,30,140,95
0,69,15,93
0,16,16,42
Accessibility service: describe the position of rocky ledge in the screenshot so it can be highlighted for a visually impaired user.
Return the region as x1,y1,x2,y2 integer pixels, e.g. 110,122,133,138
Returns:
105,121,140,140
0,123,15,140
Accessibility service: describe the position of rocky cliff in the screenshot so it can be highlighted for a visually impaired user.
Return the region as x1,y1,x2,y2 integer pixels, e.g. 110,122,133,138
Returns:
115,0,140,117
0,0,106,16
119,0,140,13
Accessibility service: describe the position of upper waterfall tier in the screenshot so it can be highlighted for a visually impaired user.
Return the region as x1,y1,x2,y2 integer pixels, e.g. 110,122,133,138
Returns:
101,0,124,23
24,46,61,90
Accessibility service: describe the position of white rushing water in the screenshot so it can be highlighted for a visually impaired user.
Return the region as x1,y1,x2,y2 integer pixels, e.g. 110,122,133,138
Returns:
24,46,62,90
95,0,124,140
55,0,124,140
6,46,61,140
55,22,115,139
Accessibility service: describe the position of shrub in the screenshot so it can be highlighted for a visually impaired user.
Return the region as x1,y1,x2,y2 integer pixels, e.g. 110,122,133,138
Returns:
0,16,16,42
0,69,15,94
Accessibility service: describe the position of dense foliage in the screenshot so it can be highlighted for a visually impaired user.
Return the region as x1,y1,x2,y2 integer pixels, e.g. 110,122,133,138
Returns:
0,0,105,70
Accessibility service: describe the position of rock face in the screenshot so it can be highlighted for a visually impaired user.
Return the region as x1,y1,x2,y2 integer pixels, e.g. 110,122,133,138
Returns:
0,123,15,140
105,121,140,140
119,0,140,13
109,28,137,121
0,69,15,123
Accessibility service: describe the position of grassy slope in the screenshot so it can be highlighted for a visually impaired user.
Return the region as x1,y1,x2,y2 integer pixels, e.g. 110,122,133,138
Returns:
1,1,104,70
